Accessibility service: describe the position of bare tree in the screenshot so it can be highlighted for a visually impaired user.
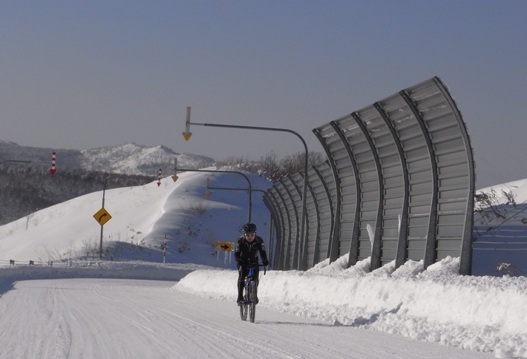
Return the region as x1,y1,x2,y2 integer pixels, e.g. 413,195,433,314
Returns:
474,188,517,230
216,151,324,183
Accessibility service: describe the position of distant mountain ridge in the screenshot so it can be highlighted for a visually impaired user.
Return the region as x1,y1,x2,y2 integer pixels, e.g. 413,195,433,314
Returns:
0,141,216,225
0,141,215,175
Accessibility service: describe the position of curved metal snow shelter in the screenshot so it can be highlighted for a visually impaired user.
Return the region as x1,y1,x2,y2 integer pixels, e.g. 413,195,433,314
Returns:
264,76,475,275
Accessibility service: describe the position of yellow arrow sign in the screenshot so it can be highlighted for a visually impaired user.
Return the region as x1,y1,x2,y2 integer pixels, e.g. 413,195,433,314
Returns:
182,132,192,141
220,242,233,252
93,208,112,226
214,242,233,252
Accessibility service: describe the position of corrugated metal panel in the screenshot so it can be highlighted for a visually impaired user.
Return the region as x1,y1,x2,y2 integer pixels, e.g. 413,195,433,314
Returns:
263,194,281,268
265,188,285,269
284,173,305,269
332,115,378,265
270,185,293,269
353,105,406,267
378,93,434,263
309,161,335,265
304,169,320,268
313,123,358,261
286,172,315,269
403,77,475,273
278,177,297,268
275,180,298,269
265,76,474,274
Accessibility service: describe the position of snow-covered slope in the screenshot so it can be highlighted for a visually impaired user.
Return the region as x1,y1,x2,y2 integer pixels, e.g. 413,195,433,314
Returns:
0,167,271,265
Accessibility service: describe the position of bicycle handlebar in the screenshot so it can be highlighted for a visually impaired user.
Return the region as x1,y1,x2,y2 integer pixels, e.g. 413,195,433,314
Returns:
244,263,268,275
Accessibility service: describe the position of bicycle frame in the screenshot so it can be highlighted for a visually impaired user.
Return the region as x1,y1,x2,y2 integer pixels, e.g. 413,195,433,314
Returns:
245,266,256,287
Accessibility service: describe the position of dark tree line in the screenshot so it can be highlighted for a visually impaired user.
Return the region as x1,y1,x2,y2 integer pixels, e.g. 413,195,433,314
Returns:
216,151,324,182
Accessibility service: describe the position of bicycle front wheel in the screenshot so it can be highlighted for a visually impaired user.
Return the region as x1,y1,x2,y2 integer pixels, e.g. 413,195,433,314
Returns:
240,282,250,321
239,301,247,321
249,280,257,323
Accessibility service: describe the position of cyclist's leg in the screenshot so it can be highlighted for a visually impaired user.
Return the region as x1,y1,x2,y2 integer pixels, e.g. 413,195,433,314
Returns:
254,267,260,304
237,267,247,303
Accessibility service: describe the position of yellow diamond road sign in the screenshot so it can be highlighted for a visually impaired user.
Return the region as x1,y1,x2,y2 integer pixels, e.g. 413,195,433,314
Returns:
93,208,112,226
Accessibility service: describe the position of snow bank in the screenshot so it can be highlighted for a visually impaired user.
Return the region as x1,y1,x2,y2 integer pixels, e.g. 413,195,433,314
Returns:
174,256,527,359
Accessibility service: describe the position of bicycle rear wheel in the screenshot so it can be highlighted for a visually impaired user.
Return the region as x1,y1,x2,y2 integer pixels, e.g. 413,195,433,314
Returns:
249,280,257,323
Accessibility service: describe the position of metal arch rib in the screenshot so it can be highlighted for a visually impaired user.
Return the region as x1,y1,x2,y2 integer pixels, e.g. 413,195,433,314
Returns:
263,194,281,269
312,163,335,264
313,128,342,263
373,102,410,270
432,76,475,275
351,112,385,271
274,180,295,269
330,120,362,267
282,175,302,269
293,171,316,270
399,90,439,269
266,189,286,269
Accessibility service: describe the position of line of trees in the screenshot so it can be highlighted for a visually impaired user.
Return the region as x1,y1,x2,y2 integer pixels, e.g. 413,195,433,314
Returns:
216,151,324,182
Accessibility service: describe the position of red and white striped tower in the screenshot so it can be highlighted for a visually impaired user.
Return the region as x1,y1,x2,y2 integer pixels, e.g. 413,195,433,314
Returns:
50,151,57,176
157,168,162,187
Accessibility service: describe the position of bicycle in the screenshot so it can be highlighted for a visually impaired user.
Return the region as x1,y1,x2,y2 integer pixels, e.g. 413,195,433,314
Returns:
239,264,266,323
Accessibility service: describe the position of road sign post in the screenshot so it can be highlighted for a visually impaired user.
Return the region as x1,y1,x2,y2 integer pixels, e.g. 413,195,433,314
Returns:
95,177,113,259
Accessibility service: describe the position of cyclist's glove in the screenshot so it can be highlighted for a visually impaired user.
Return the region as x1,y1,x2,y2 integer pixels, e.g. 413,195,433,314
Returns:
262,259,269,266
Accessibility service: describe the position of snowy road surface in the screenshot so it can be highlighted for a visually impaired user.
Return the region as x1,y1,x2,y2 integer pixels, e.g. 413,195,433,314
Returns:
0,278,492,359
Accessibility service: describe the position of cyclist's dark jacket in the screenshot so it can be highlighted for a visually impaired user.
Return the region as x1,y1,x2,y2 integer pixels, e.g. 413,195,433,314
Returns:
234,235,268,266
235,235,268,302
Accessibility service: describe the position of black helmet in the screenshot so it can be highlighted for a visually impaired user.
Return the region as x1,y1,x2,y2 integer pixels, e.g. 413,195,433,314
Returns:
242,223,257,234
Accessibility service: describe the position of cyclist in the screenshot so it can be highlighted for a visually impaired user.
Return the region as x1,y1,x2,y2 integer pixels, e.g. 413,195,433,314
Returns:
234,223,269,305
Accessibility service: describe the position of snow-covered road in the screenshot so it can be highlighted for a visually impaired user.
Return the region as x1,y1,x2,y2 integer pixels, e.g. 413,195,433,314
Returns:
0,278,492,359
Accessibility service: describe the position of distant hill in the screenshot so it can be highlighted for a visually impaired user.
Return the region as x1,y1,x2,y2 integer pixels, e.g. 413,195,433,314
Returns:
0,141,215,176
0,141,216,225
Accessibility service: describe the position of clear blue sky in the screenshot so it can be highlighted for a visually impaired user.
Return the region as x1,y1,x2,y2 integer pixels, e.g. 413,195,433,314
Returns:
1,0,526,188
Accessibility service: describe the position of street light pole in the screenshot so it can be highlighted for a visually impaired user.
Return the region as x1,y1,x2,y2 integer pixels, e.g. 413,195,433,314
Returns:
182,107,309,270
99,176,111,259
